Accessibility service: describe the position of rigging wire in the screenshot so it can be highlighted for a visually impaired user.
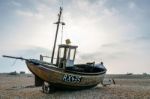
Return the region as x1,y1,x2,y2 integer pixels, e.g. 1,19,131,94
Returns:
11,59,17,66
61,22,64,44
60,0,64,44
60,0,63,8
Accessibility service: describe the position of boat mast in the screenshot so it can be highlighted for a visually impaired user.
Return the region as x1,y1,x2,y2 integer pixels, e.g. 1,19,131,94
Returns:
51,7,63,64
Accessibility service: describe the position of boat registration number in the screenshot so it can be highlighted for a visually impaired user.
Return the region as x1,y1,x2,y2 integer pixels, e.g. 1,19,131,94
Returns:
63,74,81,83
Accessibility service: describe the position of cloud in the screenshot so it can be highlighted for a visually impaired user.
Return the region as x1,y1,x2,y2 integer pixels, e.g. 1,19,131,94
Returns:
0,46,51,73
11,1,22,7
128,2,136,9
16,10,44,19
16,10,34,17
0,0,150,74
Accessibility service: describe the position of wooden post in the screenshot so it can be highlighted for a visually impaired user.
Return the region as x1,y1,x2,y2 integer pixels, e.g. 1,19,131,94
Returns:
40,54,43,61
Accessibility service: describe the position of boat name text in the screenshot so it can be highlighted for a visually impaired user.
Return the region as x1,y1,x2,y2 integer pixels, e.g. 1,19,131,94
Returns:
63,74,81,83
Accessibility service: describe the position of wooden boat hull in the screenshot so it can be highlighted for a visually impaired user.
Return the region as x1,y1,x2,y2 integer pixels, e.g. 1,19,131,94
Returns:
26,59,106,90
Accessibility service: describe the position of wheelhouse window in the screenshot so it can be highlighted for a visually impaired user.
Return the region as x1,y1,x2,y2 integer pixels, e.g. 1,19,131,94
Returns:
69,49,75,60
59,48,64,58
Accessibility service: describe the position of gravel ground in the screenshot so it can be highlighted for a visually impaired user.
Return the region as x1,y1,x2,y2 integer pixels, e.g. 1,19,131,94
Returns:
0,74,150,99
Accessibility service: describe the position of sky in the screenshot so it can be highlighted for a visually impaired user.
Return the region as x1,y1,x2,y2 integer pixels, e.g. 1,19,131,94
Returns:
0,0,150,74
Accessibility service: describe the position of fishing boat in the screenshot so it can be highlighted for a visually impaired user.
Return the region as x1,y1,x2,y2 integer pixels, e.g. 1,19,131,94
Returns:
3,7,107,93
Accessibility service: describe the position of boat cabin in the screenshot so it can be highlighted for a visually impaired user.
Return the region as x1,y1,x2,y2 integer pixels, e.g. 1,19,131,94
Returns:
56,44,78,69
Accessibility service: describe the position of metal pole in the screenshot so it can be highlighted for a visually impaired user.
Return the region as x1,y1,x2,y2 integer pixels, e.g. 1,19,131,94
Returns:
51,7,62,64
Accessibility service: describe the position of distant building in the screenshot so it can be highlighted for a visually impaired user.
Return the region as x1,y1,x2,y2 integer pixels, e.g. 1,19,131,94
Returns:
143,73,148,76
126,73,133,75
9,71,17,75
20,71,25,74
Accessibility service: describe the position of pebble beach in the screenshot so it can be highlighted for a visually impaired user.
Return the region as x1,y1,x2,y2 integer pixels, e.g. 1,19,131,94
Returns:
0,74,150,99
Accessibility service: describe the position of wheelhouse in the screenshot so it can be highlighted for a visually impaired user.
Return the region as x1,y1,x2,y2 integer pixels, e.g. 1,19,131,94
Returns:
56,44,78,69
